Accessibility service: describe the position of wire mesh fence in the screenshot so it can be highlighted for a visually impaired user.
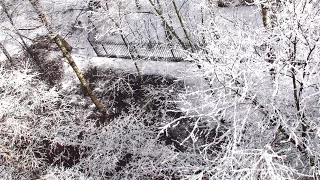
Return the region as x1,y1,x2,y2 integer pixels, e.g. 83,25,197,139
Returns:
88,39,198,62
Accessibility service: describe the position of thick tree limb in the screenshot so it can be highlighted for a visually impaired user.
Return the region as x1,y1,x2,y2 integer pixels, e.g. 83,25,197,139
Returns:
172,0,194,52
28,0,107,121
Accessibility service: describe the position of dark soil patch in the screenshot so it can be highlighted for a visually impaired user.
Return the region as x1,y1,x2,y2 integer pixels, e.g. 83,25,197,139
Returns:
82,67,228,152
115,153,133,172
11,136,89,169
83,67,184,121
27,35,64,86
79,67,228,177
34,139,90,168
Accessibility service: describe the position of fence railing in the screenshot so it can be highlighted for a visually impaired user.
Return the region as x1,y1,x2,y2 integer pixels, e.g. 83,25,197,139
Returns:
88,39,199,62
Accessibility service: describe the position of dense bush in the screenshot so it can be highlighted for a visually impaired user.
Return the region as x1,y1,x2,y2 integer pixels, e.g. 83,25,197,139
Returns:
2,0,320,179
0,66,217,179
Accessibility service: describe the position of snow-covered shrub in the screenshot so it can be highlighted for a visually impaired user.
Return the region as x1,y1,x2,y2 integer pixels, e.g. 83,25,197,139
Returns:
60,67,217,179
42,167,92,180
0,64,208,179
161,1,320,179
27,35,64,86
81,67,184,121
74,111,175,179
0,67,90,179
0,67,57,178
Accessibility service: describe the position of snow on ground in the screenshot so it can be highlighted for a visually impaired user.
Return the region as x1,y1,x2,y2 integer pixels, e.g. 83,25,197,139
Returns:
62,4,265,117
89,57,206,85
0,2,265,117
216,5,263,29
64,55,207,89
62,56,212,116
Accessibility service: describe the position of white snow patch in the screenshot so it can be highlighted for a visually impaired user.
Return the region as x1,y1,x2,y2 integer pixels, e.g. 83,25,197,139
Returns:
89,57,207,86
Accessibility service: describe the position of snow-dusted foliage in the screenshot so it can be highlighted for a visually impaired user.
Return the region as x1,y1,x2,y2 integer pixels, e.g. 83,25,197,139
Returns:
1,0,320,179
0,67,61,179
176,0,320,179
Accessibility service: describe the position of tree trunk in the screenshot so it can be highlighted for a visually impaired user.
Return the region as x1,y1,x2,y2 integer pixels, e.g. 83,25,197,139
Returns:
172,0,194,52
28,0,107,120
261,3,272,28
53,35,106,113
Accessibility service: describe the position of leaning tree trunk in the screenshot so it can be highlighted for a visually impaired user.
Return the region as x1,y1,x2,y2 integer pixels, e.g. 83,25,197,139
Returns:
261,3,272,28
172,0,194,53
28,0,106,121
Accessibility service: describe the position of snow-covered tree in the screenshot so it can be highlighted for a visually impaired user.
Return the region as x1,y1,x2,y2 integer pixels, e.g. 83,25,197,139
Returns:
1,0,320,179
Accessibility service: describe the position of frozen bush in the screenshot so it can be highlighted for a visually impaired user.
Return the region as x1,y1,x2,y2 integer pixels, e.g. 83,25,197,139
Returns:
0,67,89,179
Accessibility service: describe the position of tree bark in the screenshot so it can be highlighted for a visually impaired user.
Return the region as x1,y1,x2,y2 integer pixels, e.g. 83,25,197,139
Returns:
28,0,106,119
261,3,272,28
53,35,106,114
172,0,194,52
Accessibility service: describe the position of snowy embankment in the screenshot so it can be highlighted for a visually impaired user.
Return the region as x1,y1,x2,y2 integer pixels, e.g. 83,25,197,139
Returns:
59,5,264,117
89,57,205,85
62,56,212,116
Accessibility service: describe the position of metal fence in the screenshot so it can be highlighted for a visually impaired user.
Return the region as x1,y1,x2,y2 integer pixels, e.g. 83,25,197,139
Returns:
88,39,195,62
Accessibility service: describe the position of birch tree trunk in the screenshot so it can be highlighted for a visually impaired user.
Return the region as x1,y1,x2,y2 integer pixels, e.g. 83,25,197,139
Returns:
28,0,106,120
261,3,272,28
